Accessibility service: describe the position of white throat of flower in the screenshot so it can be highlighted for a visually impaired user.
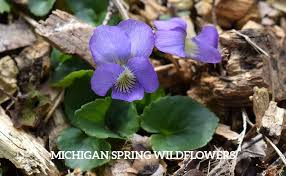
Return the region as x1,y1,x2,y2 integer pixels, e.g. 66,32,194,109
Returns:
115,66,136,93
184,38,198,57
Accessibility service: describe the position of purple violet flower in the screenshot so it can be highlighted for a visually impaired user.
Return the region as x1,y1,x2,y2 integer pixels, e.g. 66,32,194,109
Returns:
89,19,159,102
154,18,221,63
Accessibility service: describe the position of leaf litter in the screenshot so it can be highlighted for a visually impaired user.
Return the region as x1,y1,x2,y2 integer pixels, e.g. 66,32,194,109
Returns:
1,0,286,176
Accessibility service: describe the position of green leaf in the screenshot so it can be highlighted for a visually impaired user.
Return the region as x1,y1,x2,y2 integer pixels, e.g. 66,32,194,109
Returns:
64,73,98,124
135,88,165,114
50,48,71,66
57,128,110,171
66,0,109,25
28,0,55,16
74,98,139,138
0,0,10,13
141,96,219,151
50,50,92,87
52,70,93,88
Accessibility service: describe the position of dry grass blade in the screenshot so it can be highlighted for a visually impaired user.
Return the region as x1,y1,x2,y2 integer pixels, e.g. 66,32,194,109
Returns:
112,0,129,20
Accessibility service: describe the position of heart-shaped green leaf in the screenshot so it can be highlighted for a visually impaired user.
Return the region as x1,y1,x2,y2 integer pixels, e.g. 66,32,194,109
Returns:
64,73,98,124
66,0,121,25
74,98,139,138
52,70,93,88
50,49,92,87
141,96,219,151
57,128,110,171
28,0,55,16
0,0,10,13
66,0,109,16
50,49,71,66
135,88,165,114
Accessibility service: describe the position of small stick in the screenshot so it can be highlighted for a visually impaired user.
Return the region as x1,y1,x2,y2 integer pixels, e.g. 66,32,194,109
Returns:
44,89,65,123
232,30,270,57
103,1,115,25
19,12,39,27
230,109,247,175
112,0,129,20
166,54,181,72
155,64,174,72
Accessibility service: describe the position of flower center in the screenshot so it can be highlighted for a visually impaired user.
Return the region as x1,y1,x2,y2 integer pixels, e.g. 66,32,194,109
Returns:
184,38,198,56
115,67,136,93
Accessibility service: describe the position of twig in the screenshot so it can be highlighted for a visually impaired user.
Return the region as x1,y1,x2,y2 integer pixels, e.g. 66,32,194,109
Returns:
241,134,263,150
0,107,59,175
230,109,247,175
154,64,174,72
44,89,65,123
166,54,181,72
103,1,115,25
112,0,129,20
232,30,270,57
264,137,286,166
19,12,39,27
245,110,286,166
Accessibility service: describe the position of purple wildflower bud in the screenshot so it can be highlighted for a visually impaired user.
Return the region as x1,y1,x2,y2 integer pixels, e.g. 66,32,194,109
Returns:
154,18,221,63
89,19,159,102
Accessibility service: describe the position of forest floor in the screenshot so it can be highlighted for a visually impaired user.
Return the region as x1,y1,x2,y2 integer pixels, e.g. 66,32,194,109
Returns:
0,0,286,176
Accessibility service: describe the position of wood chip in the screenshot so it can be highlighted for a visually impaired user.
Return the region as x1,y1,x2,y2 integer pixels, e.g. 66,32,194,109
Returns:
103,159,133,176
131,154,159,175
252,86,270,128
195,0,257,28
195,0,213,17
215,123,240,141
138,0,167,21
0,107,59,176
260,101,285,143
271,0,286,13
216,0,256,22
0,56,19,104
242,20,263,30
0,19,36,53
35,10,95,67
188,28,286,108
15,40,51,92
169,0,193,11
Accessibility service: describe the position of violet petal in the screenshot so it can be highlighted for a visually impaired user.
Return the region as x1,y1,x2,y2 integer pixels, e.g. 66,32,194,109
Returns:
127,57,158,93
195,25,219,48
118,19,155,58
154,17,187,31
155,27,187,57
111,82,144,102
89,25,131,64
185,38,221,63
91,64,124,96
